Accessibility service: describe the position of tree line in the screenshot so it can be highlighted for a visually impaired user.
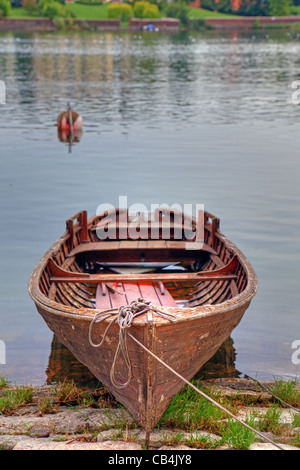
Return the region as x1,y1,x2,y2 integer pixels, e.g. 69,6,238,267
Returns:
201,0,297,16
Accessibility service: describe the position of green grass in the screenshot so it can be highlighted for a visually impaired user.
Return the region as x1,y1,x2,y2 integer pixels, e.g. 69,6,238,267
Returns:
65,3,107,19
221,416,257,450
10,3,108,19
0,385,33,416
188,7,241,18
9,5,240,21
158,382,229,433
66,5,240,21
0,376,9,388
290,6,300,15
257,404,284,436
11,7,37,18
9,4,300,21
271,378,300,408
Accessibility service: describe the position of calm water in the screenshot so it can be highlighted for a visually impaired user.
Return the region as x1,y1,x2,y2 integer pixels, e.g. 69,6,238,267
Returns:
0,29,300,385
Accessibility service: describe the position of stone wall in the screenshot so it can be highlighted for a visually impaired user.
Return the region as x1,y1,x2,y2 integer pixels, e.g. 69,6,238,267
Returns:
129,18,179,31
206,16,300,29
1,15,300,33
0,18,121,32
0,18,56,31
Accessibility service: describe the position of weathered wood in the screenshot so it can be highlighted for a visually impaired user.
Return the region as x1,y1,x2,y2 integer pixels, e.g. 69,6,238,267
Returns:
96,281,177,309
28,208,258,435
67,240,217,257
48,255,239,284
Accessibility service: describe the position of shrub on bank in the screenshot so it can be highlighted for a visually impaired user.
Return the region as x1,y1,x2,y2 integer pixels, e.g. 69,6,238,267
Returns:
23,0,40,16
107,2,133,20
187,17,212,30
141,3,160,18
0,0,11,18
165,2,189,26
269,0,291,16
40,0,69,18
22,0,72,18
133,1,160,18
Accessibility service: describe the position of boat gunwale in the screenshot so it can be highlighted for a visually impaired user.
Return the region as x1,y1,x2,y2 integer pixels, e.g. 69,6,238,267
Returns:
28,223,258,327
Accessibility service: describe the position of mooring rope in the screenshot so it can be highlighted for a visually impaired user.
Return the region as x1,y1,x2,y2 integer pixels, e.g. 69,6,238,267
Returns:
89,298,284,450
244,374,300,414
128,332,285,450
88,298,177,389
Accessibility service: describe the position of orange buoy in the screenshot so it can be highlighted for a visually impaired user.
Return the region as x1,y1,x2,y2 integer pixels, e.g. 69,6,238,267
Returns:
57,103,82,132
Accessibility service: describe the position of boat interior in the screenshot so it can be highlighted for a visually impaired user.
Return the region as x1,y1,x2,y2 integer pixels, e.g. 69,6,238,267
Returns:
39,209,248,311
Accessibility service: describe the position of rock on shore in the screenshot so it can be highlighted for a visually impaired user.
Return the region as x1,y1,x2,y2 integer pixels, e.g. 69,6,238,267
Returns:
0,378,299,451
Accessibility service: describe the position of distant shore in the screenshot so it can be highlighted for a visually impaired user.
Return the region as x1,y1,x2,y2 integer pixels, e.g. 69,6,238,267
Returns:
0,17,179,32
2,16,300,33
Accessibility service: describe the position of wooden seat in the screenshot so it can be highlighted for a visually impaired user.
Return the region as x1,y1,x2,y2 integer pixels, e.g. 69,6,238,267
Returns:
96,282,177,310
67,240,217,258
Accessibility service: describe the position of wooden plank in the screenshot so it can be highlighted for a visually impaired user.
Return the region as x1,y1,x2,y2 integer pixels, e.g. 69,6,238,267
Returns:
124,282,177,307
145,240,167,249
51,272,237,284
48,256,239,284
165,241,188,249
96,283,112,309
138,241,150,249
96,281,177,309
153,283,178,307
109,283,126,308
119,241,139,249
123,283,141,304
67,241,217,258
138,283,161,305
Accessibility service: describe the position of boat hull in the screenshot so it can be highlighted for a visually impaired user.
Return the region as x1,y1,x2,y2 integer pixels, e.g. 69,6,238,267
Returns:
34,294,251,430
29,209,258,432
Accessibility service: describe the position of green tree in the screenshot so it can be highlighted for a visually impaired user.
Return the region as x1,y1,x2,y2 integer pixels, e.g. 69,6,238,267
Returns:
0,0,11,17
165,2,189,25
238,0,270,16
201,0,232,13
39,0,69,18
269,0,291,15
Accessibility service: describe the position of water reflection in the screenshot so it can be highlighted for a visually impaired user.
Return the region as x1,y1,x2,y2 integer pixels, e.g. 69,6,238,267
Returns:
46,335,240,387
1,30,300,132
0,30,300,384
57,128,83,151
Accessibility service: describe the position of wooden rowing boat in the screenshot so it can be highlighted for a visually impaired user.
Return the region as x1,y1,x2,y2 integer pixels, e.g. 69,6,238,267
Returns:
28,208,257,437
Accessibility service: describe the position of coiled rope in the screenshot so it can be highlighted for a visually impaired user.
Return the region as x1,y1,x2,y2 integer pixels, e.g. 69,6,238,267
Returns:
89,298,284,450
88,298,177,389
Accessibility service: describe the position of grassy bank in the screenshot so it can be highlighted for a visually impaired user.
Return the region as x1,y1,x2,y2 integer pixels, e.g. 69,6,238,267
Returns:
9,5,239,21
1,376,300,450
187,7,240,18
64,3,107,19
11,3,107,19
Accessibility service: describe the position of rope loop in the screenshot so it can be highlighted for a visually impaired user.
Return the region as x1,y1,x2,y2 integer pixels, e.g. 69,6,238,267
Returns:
89,297,286,449
88,297,176,389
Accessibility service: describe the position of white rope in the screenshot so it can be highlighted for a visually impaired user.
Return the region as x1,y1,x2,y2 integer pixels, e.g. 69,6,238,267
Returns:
128,332,285,450
89,298,284,450
88,298,176,389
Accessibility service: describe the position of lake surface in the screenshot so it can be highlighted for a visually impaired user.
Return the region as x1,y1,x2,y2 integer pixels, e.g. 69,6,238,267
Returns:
0,29,300,385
